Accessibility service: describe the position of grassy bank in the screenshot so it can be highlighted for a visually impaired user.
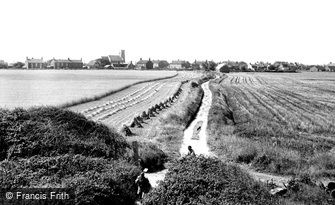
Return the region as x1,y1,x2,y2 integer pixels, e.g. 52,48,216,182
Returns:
149,74,215,160
59,73,178,108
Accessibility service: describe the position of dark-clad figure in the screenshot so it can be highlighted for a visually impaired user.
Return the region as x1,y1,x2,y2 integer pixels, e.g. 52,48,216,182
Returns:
138,158,145,171
187,145,196,156
135,170,151,199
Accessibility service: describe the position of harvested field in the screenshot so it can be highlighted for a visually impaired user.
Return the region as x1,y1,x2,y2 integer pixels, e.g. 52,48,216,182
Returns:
208,72,335,178
69,72,202,130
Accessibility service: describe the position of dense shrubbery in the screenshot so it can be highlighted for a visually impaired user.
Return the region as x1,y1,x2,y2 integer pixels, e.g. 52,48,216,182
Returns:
0,107,144,204
0,154,141,204
0,107,128,160
279,174,335,204
143,156,278,205
138,142,167,172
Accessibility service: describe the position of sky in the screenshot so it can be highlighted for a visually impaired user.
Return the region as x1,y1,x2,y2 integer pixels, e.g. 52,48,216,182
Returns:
0,0,334,65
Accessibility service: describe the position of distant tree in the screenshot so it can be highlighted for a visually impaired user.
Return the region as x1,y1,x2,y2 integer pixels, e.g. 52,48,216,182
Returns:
158,61,169,69
181,61,191,69
202,61,217,71
219,64,230,73
191,62,201,70
95,58,110,68
146,59,153,69
0,63,7,69
238,62,248,71
13,62,24,69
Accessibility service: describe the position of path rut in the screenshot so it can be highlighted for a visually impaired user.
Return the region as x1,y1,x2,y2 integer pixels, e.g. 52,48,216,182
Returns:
145,81,215,188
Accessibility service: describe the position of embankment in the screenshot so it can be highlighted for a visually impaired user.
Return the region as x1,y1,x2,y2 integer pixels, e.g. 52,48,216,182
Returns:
149,74,215,160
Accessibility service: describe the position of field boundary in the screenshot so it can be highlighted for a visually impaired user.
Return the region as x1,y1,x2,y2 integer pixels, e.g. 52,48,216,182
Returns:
59,73,178,108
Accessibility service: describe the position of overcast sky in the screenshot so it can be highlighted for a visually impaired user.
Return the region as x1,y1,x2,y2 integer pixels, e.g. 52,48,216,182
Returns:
0,0,334,64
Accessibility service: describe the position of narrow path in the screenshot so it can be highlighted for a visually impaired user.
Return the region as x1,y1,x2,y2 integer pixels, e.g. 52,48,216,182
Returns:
180,81,215,157
145,81,215,188
145,80,292,191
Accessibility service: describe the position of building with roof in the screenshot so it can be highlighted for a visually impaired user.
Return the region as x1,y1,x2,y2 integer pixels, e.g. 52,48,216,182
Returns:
49,58,83,69
169,60,186,70
151,60,169,69
135,58,153,70
309,66,319,72
326,62,335,72
108,50,125,65
135,59,148,69
152,60,160,69
25,57,46,69
0,60,8,68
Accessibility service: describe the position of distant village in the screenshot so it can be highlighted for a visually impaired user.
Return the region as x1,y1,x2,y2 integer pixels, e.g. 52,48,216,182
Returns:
0,50,335,72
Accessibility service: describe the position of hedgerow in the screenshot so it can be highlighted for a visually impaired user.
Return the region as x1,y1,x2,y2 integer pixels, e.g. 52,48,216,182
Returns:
0,107,128,160
0,154,141,204
143,156,278,205
138,142,167,172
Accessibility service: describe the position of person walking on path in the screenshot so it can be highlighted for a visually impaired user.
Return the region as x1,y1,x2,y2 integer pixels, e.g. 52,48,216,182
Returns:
135,169,151,199
187,145,196,156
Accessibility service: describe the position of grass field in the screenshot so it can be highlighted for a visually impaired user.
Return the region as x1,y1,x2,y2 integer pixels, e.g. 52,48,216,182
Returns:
0,70,177,108
208,72,335,178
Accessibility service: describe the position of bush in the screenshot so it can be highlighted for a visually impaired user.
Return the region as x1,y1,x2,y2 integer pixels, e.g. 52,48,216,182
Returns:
280,175,334,204
191,81,199,88
138,142,167,172
143,156,278,205
0,154,142,205
0,107,128,160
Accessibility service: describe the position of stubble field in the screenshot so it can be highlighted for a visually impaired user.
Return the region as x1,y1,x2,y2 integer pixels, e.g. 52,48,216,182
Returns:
69,72,202,129
208,72,335,178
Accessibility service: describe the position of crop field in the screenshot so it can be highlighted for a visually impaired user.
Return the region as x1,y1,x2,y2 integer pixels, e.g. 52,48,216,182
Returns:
69,72,201,129
0,69,177,108
209,72,335,177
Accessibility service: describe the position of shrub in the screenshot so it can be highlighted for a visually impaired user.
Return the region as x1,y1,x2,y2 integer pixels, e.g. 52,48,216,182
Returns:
143,156,278,205
0,155,142,205
138,142,167,172
281,175,334,204
191,81,199,88
0,107,128,160
236,145,258,164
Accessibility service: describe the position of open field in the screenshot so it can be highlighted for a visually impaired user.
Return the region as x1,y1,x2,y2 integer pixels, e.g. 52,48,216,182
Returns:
69,72,202,129
208,72,335,178
0,70,177,108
